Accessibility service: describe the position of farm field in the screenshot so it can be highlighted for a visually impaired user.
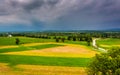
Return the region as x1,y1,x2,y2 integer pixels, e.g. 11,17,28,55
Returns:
96,38,120,49
0,63,87,75
0,37,55,46
0,37,89,46
0,37,98,75
3,44,97,58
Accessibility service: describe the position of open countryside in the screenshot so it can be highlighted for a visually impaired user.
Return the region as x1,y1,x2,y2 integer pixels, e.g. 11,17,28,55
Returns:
0,0,120,75
0,37,93,75
0,31,120,75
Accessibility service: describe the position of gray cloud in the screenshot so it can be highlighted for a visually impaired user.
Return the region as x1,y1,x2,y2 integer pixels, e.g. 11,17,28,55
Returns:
0,0,81,24
0,0,120,27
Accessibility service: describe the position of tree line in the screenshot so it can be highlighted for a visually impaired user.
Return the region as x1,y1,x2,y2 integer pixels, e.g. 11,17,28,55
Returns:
0,32,119,38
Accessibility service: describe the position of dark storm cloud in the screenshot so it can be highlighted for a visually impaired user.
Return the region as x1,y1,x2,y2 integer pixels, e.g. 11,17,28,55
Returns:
0,0,120,30
0,0,80,23
23,0,59,12
23,1,44,12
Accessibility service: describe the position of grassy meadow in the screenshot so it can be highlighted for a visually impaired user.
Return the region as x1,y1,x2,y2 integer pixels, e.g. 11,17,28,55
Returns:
0,37,89,47
97,38,120,49
0,37,55,46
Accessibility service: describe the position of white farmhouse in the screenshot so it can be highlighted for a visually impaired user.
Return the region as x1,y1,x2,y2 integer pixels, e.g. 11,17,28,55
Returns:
8,34,12,38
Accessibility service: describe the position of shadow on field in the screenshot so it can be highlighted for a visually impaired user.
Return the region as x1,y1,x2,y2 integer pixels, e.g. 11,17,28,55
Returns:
0,54,91,67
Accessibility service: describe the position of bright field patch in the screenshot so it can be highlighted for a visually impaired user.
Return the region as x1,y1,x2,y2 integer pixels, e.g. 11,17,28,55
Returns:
4,44,97,58
0,46,18,49
0,63,87,75
97,38,120,49
16,65,87,75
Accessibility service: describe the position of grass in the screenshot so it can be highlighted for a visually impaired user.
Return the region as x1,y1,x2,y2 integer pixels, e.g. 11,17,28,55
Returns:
65,41,87,46
97,38,120,45
0,44,63,53
0,37,90,46
97,38,120,49
0,54,91,67
0,37,55,46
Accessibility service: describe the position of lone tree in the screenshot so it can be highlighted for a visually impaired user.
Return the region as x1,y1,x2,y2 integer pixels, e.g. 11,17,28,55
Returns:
87,47,120,75
67,36,71,40
61,38,65,42
73,36,76,41
85,34,92,46
87,37,92,46
16,38,20,45
56,38,59,42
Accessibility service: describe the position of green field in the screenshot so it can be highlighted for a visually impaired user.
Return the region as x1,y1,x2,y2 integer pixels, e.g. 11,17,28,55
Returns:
0,54,91,67
97,38,120,49
0,37,55,46
0,37,89,46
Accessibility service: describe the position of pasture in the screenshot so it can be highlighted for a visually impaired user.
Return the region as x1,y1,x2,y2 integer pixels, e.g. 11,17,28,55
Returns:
0,37,55,46
96,38,120,49
0,37,97,75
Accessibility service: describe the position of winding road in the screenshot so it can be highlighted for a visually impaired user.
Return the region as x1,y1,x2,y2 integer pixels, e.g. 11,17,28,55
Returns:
92,39,107,52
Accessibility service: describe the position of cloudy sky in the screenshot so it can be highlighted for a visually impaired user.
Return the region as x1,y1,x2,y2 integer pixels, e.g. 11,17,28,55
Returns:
0,0,120,31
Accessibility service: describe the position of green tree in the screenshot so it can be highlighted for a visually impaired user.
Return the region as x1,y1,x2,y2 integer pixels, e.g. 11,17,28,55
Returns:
61,38,65,42
56,38,59,42
67,36,71,40
15,38,20,45
87,47,120,75
73,36,76,41
115,68,120,75
85,34,92,46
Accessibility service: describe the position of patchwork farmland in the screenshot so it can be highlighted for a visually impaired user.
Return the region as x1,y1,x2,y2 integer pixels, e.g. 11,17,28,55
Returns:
0,37,98,75
0,31,119,75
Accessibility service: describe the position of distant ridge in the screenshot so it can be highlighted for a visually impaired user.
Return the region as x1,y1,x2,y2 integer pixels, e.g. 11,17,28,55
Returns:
43,28,120,32
104,28,120,31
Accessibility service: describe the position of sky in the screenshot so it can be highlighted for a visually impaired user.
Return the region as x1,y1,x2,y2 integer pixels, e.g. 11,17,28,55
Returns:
0,0,120,31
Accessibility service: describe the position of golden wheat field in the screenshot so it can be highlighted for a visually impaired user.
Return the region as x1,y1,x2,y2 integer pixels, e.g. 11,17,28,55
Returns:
0,63,87,75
